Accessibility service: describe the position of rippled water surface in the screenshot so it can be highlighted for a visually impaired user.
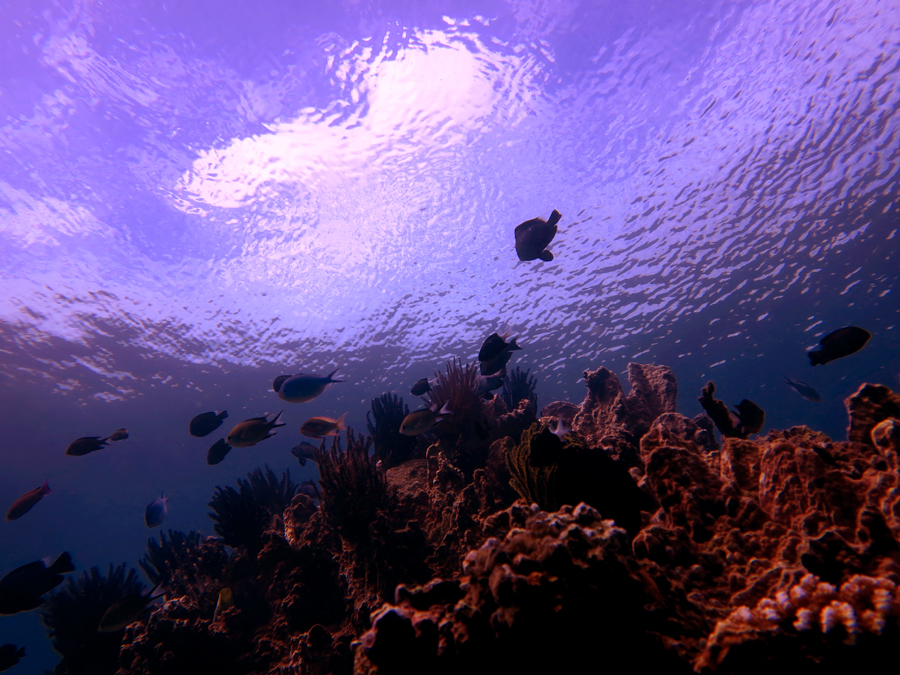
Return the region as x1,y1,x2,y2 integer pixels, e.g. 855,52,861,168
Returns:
1,0,899,669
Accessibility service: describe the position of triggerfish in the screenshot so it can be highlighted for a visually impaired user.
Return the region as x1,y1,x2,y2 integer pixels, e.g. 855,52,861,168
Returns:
399,402,452,436
190,411,228,437
514,209,561,262
299,413,347,439
273,370,344,403
144,493,168,528
783,376,822,402
97,583,165,633
0,552,75,614
5,481,51,521
226,412,285,447
808,326,871,365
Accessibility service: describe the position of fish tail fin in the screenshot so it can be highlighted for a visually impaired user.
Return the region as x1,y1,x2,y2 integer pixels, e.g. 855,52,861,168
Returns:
271,411,286,428
539,250,554,262
328,368,345,383
49,551,75,574
439,401,452,416
508,338,523,351
43,480,52,495
548,209,561,226
336,412,348,430
219,410,228,420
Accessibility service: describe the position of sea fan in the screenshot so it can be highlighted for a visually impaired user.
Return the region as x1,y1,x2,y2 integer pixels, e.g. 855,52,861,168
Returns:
367,392,417,467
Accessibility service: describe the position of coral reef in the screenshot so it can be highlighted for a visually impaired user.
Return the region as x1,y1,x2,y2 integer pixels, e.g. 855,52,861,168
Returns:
366,393,418,468
500,366,537,412
139,530,228,599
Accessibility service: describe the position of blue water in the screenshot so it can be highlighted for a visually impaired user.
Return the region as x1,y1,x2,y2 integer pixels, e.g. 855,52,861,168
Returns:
1,0,898,671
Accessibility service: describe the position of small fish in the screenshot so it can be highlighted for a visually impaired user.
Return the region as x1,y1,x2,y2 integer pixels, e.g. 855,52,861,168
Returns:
299,413,347,439
213,587,234,622
109,428,129,441
0,644,25,672
206,438,232,465
784,376,822,402
65,436,109,456
0,552,75,615
5,481,51,521
225,411,285,447
190,411,229,437
97,583,164,633
274,370,344,403
514,209,561,262
290,441,320,467
549,417,570,440
474,368,506,399
399,402,452,436
732,399,765,435
410,378,434,396
477,332,521,363
808,326,871,366
144,493,168,528
298,480,321,500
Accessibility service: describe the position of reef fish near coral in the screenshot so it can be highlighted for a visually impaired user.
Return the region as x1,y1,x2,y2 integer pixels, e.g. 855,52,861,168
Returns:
808,326,871,365
784,376,822,402
274,369,344,403
5,481,51,521
212,587,234,621
97,584,164,633
65,436,109,456
109,428,129,441
226,412,285,447
290,441,320,466
474,368,506,399
299,413,347,438
144,493,168,528
206,438,232,465
0,552,74,614
190,411,228,437
410,377,434,396
399,401,452,435
732,399,765,435
0,644,25,672
514,209,561,262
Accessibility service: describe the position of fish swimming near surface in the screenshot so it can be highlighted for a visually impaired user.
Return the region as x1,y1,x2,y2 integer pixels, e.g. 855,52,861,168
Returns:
784,376,822,402
97,583,165,633
6,481,51,521
65,436,109,456
144,493,168,528
808,326,871,366
109,428,129,441
299,413,347,439
732,399,765,435
410,378,434,396
213,587,234,622
290,441,320,467
0,552,75,614
399,402,452,436
274,370,344,403
225,412,285,447
0,644,25,672
514,209,561,262
206,438,232,465
478,332,521,363
190,411,228,437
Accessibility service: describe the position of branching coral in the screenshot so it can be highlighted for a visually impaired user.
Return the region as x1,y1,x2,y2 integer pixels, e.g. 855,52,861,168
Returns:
139,530,228,599
207,466,297,556
39,564,145,675
501,366,538,412
367,392,418,468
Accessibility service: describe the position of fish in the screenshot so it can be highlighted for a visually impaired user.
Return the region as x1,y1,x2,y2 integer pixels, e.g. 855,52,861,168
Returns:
5,481,51,521
808,326,871,366
0,552,75,615
477,332,521,363
299,413,347,439
290,441,320,467
274,369,344,403
410,378,434,396
213,587,234,622
0,644,25,672
784,376,822,402
206,438,232,465
109,428,129,441
225,411,285,447
298,480,321,500
97,583,165,633
480,350,515,376
549,417,570,440
514,209,561,262
144,493,168,528
732,399,765,435
65,436,109,456
474,368,506,399
399,402,452,436
190,411,228,437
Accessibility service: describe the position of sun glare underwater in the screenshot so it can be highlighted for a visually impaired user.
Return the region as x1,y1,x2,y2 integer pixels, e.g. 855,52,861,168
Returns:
1,0,899,673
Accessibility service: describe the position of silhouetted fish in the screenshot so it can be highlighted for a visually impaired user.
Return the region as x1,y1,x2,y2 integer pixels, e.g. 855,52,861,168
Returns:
732,400,765,435
206,439,232,465
299,413,347,439
478,333,521,363
226,412,285,447
144,493,168,528
410,378,434,396
0,644,25,672
0,552,74,614
109,428,129,441
515,209,561,262
65,436,109,456
290,441,320,467
784,376,822,402
190,411,228,438
274,370,344,403
97,584,164,632
808,326,871,366
5,481,51,521
474,368,506,399
400,402,451,436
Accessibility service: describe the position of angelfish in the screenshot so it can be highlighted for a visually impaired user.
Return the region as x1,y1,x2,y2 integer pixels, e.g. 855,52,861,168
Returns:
5,481,51,521
399,402,452,436
784,376,822,402
144,493,168,528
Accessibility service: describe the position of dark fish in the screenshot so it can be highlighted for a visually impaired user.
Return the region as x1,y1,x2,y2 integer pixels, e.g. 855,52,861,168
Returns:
190,411,228,437
298,480,321,500
784,376,822,402
97,584,164,633
400,402,452,436
410,378,434,396
0,552,75,614
0,644,25,672
290,441,320,467
6,481,51,521
144,493,168,528
213,587,234,622
732,399,765,435
274,369,344,403
478,332,521,363
514,209,561,262
65,436,109,456
474,368,506,399
225,411,285,447
808,326,871,366
206,439,232,465
109,428,129,441
299,413,347,439
480,349,513,376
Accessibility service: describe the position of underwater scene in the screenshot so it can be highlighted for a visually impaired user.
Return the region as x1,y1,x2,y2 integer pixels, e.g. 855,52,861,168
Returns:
1,0,899,672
